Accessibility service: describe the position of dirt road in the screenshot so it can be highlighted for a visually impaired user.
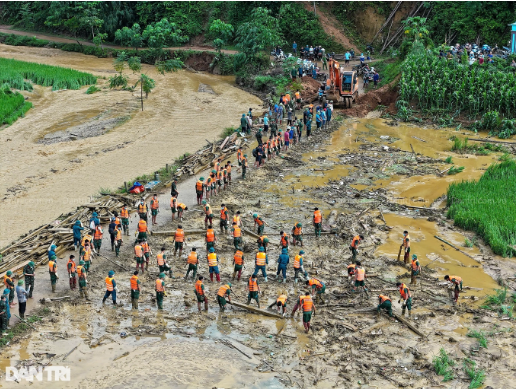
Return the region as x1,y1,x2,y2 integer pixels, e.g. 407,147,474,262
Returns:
0,25,239,54
0,44,261,247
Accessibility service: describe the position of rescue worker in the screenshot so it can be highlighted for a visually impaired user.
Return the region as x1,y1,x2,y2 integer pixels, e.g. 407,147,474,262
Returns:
444,275,463,304
73,220,84,250
108,217,117,250
257,235,269,252
177,202,188,221
15,279,29,320
48,244,57,260
253,247,268,282
268,293,288,316
150,193,159,225
207,247,221,282
279,231,289,251
246,274,261,307
77,260,89,300
294,292,315,333
306,277,326,303
134,240,145,274
291,223,303,247
205,174,213,200
114,224,123,257
170,177,179,198
138,199,148,221
411,254,421,284
293,250,308,282
241,154,248,179
253,213,265,235
137,217,148,242
220,204,229,235
232,249,244,281
313,207,323,237
237,147,243,169
67,255,77,290
4,271,15,306
231,222,242,250
396,282,412,317
142,239,152,271
174,225,185,257
350,235,364,262
226,161,232,185
205,224,216,251
377,294,393,317
353,261,367,293
155,273,166,310
276,248,289,283
120,205,130,235
185,247,199,280
102,270,117,305
23,261,35,298
81,241,93,272
0,294,8,331
48,255,58,293
130,271,141,309
210,170,218,196
217,282,232,311
232,211,242,228
203,201,213,228
93,225,103,252
170,195,178,221
401,230,410,264
157,247,172,278
195,177,205,205
195,276,208,312
347,262,356,285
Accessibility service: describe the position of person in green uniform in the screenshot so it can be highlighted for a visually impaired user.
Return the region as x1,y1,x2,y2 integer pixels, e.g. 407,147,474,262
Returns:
292,223,303,247
322,55,328,70
396,282,413,317
410,254,421,285
77,260,89,300
170,178,179,198
246,274,261,307
4,271,15,305
185,248,199,280
377,294,393,317
195,276,208,313
231,222,242,249
121,205,130,235
48,255,58,293
270,119,278,137
23,261,35,298
216,282,232,311
155,273,166,310
3,289,11,328
130,271,141,310
241,155,248,179
240,113,247,133
0,294,7,331
253,214,265,235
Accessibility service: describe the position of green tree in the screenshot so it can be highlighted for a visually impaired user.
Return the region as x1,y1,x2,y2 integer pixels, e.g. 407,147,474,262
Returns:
235,7,284,64
109,51,128,89
142,17,188,49
402,16,430,44
115,24,143,50
208,19,234,53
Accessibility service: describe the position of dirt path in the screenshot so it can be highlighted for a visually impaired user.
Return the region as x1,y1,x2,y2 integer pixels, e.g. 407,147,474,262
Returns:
0,44,261,247
0,25,239,54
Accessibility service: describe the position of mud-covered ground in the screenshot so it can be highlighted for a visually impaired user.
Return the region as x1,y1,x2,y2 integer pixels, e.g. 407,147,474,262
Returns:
2,116,515,388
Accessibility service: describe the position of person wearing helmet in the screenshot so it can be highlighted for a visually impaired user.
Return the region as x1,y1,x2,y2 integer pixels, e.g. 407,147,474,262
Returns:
155,273,166,310
195,177,205,205
102,270,117,305
77,260,89,300
67,255,77,291
411,254,421,285
15,279,29,319
203,201,213,229
253,247,268,282
246,274,261,307
253,214,265,235
23,261,35,298
3,270,15,306
207,247,220,282
276,248,290,283
72,220,84,250
108,217,117,251
257,235,269,252
48,244,57,260
293,251,308,282
291,223,303,247
137,199,148,222
48,255,59,293
217,282,232,311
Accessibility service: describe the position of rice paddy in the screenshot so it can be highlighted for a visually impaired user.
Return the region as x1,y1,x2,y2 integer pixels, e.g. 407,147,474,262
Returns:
0,85,32,125
447,160,516,257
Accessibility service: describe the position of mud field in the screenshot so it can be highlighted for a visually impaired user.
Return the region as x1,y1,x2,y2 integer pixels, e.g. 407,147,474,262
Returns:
1,111,515,388
0,44,262,248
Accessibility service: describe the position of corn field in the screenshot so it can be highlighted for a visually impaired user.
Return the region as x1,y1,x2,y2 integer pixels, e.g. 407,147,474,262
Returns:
0,58,97,91
399,53,516,118
447,160,516,257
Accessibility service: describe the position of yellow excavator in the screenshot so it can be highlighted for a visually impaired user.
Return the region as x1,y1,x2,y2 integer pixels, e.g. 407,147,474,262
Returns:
327,58,359,108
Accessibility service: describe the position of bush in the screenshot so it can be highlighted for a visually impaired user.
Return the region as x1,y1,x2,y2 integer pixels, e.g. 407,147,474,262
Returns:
432,348,455,382
86,85,101,94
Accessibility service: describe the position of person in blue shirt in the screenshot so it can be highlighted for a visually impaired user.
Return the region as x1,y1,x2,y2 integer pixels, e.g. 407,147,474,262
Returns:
72,220,84,250
298,64,303,78
345,51,351,65
326,106,332,123
48,244,57,260
102,270,117,305
276,248,290,283
89,212,100,233
360,53,365,64
316,112,322,130
312,66,317,80
263,115,269,133
321,109,326,127
373,72,380,89
289,127,295,145
293,41,297,55
3,289,11,328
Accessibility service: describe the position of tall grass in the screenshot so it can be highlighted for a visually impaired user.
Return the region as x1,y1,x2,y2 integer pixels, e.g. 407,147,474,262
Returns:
432,348,455,382
447,160,516,257
0,84,32,125
463,358,486,389
0,57,97,91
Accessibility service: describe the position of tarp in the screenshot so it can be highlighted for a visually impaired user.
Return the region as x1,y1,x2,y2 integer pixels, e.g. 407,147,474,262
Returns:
129,181,145,194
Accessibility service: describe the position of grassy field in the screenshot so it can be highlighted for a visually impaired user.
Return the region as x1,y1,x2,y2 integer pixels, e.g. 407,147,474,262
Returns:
0,57,97,91
0,85,32,125
447,160,516,257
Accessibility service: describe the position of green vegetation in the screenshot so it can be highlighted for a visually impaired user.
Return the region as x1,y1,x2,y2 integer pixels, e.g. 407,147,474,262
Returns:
0,84,32,126
447,166,464,175
463,358,486,389
0,57,97,91
464,238,473,248
221,127,237,138
368,59,402,88
444,156,453,164
432,348,455,382
86,85,101,94
481,288,515,318
472,111,516,139
447,161,516,257
467,330,488,348
451,136,508,155
0,311,48,348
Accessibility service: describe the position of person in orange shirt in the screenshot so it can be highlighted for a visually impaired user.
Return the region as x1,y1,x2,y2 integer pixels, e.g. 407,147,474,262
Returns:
268,293,288,316
185,248,199,280
231,222,242,250
134,240,145,274
150,194,159,225
220,204,229,235
130,271,141,309
246,274,261,307
225,161,232,185
353,261,367,294
102,270,117,305
313,207,323,237
174,225,185,257
349,234,364,262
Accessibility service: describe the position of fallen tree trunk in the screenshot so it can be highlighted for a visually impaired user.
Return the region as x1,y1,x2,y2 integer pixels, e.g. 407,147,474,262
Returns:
228,301,283,318
391,312,426,338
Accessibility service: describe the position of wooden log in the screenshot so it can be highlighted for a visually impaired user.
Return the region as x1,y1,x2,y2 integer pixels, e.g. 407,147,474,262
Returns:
228,301,283,318
391,312,426,338
434,235,478,261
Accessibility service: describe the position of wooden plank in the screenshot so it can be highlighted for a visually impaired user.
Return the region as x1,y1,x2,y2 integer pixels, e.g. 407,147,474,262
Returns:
228,301,283,318
392,312,426,338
